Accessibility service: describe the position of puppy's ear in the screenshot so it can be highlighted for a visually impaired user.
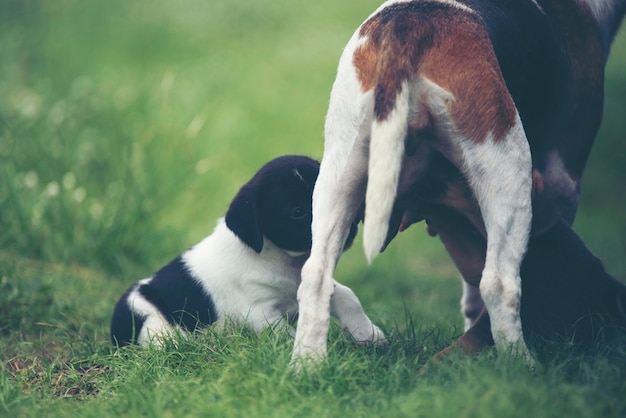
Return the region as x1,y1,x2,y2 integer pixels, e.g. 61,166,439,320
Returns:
225,186,264,253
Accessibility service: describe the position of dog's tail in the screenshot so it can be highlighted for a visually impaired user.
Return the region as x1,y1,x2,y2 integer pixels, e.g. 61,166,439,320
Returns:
363,82,409,263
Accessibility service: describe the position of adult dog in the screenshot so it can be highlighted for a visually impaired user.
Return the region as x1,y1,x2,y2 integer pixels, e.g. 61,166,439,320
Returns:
292,0,626,366
111,155,384,347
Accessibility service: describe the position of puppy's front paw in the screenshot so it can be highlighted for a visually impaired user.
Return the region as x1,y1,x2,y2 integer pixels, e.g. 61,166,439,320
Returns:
346,323,386,346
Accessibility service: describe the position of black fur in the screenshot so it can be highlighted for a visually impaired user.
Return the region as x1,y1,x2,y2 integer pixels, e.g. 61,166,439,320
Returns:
225,155,358,253
140,257,218,331
226,155,319,253
521,220,626,344
110,284,145,346
110,257,218,346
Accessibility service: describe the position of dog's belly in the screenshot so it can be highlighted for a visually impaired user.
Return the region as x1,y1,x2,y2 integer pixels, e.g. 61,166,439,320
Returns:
396,146,484,229
391,148,588,290
395,140,584,246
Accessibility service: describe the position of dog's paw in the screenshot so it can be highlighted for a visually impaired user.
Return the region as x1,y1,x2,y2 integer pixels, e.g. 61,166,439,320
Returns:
346,323,387,346
289,345,326,374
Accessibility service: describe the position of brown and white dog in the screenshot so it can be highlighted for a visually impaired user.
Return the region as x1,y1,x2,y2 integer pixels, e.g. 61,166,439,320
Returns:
291,0,626,367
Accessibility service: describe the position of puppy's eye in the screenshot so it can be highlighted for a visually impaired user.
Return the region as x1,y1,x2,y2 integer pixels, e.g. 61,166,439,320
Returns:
290,206,306,220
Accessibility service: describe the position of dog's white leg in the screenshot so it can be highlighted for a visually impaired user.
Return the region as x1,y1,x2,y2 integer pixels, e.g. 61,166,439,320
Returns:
459,116,533,361
291,142,369,367
291,30,374,368
330,280,385,344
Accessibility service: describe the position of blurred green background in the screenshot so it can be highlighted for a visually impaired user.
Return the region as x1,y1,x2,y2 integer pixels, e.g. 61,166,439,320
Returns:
0,0,624,341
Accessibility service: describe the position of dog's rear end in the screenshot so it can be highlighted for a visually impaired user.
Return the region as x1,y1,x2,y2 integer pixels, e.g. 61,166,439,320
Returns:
293,0,534,365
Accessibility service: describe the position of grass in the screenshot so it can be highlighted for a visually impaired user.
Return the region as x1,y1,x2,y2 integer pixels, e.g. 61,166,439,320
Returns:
1,0,625,416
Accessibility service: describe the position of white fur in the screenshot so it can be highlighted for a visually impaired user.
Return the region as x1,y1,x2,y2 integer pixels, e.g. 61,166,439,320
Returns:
128,218,384,346
459,122,533,360
128,279,178,346
364,81,409,262
292,29,375,365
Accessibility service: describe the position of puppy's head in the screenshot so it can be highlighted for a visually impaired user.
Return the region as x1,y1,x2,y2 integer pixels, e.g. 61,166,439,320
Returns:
225,155,357,254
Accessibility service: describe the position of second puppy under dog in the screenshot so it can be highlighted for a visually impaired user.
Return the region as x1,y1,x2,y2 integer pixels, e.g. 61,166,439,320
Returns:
431,219,626,361
110,155,384,347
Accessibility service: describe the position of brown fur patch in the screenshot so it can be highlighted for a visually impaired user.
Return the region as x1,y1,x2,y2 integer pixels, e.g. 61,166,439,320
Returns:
420,15,517,143
354,2,436,119
352,40,378,94
352,2,517,142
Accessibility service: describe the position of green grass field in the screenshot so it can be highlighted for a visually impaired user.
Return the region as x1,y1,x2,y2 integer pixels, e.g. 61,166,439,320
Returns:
1,0,626,416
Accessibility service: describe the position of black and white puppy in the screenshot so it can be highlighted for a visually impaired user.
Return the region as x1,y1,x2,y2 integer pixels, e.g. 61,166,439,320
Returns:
110,155,384,347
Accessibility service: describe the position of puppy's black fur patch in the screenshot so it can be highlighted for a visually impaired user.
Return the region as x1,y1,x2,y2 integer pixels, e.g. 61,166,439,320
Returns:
110,257,218,346
226,155,319,253
226,155,358,253
139,257,218,331
110,284,145,346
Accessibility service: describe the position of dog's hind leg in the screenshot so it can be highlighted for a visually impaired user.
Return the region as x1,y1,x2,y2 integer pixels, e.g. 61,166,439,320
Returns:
291,29,376,368
456,115,534,362
413,20,534,360
291,137,369,367
413,67,533,362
